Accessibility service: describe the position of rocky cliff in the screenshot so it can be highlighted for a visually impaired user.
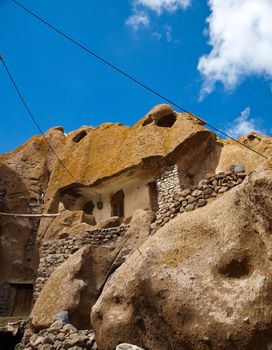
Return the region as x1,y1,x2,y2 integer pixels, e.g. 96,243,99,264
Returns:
0,104,272,350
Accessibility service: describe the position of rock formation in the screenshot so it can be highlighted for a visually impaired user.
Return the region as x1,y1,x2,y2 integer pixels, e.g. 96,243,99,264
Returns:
0,104,271,350
92,169,272,350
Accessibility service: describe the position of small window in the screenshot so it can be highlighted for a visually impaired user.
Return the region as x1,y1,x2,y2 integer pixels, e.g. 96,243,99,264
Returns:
72,130,87,143
155,114,177,128
111,190,125,218
83,201,94,215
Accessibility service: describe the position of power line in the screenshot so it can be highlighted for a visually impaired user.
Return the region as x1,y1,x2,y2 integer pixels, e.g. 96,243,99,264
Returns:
9,0,269,160
0,57,77,181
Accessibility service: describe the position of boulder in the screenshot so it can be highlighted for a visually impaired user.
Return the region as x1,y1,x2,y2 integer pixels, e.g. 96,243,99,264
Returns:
30,247,88,330
117,209,155,252
111,209,155,267
91,170,272,350
38,210,96,241
31,244,116,330
97,216,122,229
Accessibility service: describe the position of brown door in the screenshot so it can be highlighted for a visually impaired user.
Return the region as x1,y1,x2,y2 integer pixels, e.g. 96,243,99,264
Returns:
11,284,33,317
111,190,125,217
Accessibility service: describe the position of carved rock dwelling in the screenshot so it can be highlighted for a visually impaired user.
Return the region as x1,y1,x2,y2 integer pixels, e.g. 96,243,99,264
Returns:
0,104,272,350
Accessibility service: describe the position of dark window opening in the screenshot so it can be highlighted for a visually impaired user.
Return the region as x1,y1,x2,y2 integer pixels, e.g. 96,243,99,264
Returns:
111,190,125,218
97,201,103,210
83,201,94,215
72,130,87,143
148,182,159,212
9,284,33,317
155,114,177,128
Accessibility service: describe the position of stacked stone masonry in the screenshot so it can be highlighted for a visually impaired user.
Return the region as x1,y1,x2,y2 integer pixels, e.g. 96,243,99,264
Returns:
152,170,247,233
156,165,182,212
16,320,98,350
34,225,128,300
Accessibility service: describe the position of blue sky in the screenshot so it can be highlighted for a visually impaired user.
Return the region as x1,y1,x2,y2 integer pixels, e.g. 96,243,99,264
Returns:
0,0,271,153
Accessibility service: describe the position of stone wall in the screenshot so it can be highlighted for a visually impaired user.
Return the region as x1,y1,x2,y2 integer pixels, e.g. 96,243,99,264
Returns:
152,170,246,232
16,320,97,350
34,225,128,300
156,165,182,212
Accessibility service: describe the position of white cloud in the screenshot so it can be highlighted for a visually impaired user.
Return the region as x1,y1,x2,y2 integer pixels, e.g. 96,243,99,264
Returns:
126,0,191,31
164,24,180,45
125,11,150,31
135,0,191,14
165,24,173,42
151,31,163,40
226,107,264,138
198,0,272,99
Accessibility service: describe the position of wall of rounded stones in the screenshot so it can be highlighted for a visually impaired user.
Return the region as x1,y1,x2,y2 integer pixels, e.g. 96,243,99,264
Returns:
34,225,128,300
15,320,97,350
151,170,247,234
156,165,182,212
15,319,144,350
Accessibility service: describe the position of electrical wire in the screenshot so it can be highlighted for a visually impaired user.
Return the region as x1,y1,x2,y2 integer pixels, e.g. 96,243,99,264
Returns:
1,57,78,181
8,0,270,159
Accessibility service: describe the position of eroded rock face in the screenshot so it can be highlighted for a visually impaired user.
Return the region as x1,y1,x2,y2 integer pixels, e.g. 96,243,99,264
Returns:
1,105,272,344
91,170,272,350
0,128,65,296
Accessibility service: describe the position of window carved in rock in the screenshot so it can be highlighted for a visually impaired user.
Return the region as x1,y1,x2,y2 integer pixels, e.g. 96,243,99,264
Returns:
83,201,94,215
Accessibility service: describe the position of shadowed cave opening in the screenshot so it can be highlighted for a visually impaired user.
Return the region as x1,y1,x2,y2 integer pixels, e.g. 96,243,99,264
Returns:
155,114,177,128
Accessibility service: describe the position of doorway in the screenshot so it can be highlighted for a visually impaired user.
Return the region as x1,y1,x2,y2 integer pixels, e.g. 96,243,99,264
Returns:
110,190,125,218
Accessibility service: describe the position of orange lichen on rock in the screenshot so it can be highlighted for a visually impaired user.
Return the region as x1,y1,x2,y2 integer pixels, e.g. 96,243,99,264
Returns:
45,106,212,207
